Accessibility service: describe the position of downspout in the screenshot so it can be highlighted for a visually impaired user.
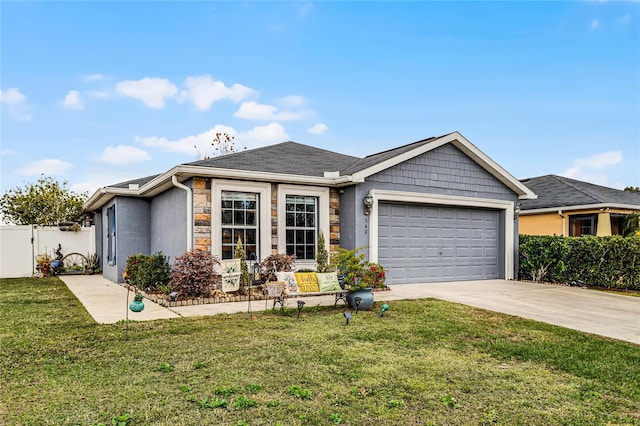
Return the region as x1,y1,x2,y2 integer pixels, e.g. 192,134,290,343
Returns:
172,176,193,251
558,210,565,236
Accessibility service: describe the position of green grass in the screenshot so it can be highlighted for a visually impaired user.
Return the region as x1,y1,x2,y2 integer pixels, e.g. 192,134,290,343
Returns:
1,277,639,426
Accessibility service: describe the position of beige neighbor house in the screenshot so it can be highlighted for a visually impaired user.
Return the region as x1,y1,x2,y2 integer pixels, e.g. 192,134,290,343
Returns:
518,175,640,237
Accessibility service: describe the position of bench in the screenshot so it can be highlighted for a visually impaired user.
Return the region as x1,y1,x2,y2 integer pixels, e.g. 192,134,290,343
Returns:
265,281,349,308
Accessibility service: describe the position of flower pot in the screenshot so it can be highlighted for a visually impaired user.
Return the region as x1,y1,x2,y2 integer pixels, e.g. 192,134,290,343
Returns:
347,288,374,311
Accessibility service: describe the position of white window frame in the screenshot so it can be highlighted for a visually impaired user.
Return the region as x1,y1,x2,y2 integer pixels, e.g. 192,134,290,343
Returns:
277,185,330,269
212,180,271,262
367,189,515,280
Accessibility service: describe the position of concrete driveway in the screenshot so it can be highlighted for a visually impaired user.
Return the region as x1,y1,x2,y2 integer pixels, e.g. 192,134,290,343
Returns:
385,280,639,345
60,276,639,344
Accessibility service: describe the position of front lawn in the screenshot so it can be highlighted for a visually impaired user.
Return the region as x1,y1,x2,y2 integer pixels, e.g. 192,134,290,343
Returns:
1,277,639,425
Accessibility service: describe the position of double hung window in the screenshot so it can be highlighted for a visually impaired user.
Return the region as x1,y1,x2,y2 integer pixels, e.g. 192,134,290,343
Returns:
285,196,318,260
221,191,258,259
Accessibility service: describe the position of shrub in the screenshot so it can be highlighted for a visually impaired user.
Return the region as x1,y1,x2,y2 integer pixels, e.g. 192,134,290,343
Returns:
518,234,640,289
331,247,367,290
316,231,332,273
124,254,149,284
234,237,251,290
260,253,296,281
170,250,220,298
364,262,387,289
125,252,170,291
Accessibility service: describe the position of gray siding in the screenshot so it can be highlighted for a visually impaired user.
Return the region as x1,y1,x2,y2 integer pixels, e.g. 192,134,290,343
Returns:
150,185,189,264
342,144,519,274
365,144,516,201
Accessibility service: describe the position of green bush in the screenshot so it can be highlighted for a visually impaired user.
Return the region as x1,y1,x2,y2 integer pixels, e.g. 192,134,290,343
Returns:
519,235,640,289
124,252,171,291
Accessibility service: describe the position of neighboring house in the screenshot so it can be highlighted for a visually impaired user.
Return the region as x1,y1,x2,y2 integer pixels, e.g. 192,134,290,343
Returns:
84,131,535,285
518,175,640,237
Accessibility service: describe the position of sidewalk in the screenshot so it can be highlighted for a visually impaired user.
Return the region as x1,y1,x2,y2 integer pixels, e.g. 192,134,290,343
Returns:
59,275,639,344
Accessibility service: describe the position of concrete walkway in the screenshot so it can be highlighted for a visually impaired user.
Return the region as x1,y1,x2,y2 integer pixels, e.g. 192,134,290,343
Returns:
59,276,639,344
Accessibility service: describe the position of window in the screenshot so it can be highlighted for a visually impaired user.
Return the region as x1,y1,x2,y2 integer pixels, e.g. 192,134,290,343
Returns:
569,214,596,236
285,195,318,260
221,191,258,260
106,205,116,264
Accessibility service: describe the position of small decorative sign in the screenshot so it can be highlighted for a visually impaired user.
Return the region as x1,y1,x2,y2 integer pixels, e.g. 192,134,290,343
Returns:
221,259,241,293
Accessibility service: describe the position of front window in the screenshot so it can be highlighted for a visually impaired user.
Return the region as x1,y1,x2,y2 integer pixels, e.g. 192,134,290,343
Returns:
569,214,596,236
285,195,317,260
221,191,258,260
106,205,116,265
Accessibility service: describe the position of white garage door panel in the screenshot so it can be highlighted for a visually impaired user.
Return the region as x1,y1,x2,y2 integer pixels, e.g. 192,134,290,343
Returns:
378,203,499,284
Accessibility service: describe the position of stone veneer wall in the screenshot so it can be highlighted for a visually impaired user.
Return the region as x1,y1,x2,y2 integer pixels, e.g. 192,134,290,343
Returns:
191,178,341,258
193,178,212,252
329,188,341,254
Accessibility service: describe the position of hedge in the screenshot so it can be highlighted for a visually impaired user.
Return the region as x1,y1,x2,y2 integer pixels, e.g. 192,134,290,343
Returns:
518,235,640,290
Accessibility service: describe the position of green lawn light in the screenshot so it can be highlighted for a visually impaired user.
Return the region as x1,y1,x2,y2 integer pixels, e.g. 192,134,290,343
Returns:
380,303,389,317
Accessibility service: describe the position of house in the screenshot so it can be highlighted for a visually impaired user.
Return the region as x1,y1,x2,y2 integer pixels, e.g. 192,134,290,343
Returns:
84,131,536,285
518,175,640,237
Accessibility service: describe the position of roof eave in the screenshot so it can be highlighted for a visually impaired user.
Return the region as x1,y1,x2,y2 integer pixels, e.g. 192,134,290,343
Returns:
83,165,352,211
520,203,640,215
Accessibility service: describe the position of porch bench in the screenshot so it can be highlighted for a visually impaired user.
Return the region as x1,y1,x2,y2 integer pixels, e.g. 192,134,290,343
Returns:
265,281,349,308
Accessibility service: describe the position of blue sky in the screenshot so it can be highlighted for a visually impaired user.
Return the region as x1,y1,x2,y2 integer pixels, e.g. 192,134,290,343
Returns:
1,1,638,197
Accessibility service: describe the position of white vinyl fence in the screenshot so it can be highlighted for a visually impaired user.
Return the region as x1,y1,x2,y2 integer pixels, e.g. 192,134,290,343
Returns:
0,225,96,278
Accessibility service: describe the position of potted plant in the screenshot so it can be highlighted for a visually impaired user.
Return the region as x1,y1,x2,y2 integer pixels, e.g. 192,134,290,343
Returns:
332,247,376,310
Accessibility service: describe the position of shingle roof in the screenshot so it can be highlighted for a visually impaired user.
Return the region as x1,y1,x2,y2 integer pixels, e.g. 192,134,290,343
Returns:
185,141,360,177
519,175,640,210
109,174,161,189
339,135,444,175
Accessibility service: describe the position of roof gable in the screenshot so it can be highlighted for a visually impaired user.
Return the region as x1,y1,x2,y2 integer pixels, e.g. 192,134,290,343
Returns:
519,175,640,211
345,131,535,199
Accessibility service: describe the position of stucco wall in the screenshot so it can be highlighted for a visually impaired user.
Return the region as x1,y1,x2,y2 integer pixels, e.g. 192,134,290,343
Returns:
150,185,188,263
101,197,151,283
519,212,564,236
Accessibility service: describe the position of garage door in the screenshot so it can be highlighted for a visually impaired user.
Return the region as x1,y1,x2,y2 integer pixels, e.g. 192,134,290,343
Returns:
378,203,498,284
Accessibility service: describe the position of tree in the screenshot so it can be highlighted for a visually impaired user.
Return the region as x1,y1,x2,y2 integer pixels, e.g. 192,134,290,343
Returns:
195,132,246,160
0,176,87,226
624,186,640,192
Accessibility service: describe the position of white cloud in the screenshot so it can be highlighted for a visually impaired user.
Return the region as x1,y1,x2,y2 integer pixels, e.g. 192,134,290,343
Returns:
178,75,255,110
307,122,328,135
297,2,313,18
98,145,151,165
86,90,109,99
0,87,31,121
590,18,600,29
278,95,307,107
562,151,622,186
137,124,237,155
1,149,15,156
239,123,288,147
234,101,303,121
116,77,178,108
137,123,288,156
83,74,105,82
21,159,72,175
63,90,84,110
70,182,100,195
618,14,631,26
0,88,27,104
